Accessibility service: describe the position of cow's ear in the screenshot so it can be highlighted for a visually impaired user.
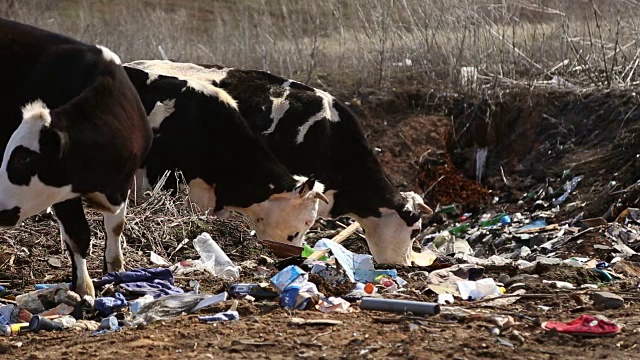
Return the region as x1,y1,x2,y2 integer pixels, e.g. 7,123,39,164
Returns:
40,126,67,159
296,175,329,204
415,202,433,214
298,177,316,197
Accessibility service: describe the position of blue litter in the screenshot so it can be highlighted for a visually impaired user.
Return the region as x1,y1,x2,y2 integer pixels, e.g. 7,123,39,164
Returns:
35,284,63,290
354,269,398,283
517,219,548,231
94,292,127,315
92,325,121,335
591,268,613,282
270,265,306,292
94,268,183,298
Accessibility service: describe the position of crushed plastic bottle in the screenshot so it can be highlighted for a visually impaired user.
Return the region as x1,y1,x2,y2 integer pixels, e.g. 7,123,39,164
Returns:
193,232,240,280
129,295,155,314
130,292,228,326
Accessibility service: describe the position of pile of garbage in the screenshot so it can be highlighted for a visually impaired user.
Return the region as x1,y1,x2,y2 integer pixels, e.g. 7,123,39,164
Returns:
2,184,637,343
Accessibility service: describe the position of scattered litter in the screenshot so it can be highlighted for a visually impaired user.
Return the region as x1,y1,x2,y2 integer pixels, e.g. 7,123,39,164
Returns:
438,294,454,305
199,300,240,323
129,292,228,325
149,251,170,266
316,297,351,313
289,318,343,326
192,232,240,280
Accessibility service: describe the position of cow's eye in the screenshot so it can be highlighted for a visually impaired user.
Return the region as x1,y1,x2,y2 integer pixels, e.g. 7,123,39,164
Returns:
287,232,300,242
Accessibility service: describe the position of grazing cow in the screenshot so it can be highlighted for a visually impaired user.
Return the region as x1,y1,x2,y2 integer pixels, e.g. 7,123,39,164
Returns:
124,60,432,265
0,19,152,298
124,66,328,244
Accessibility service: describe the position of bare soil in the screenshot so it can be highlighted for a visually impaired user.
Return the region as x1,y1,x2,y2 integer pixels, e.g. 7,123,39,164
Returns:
4,88,640,359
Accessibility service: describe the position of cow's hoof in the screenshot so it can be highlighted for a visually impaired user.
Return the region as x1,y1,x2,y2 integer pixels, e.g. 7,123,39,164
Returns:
75,278,96,300
106,257,125,273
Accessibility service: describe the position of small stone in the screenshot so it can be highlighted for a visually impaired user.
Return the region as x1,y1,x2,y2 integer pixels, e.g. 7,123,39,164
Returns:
592,291,624,310
48,257,62,268
497,274,510,284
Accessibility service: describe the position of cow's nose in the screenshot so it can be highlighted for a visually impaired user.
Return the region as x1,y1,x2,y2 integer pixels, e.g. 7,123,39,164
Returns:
0,206,20,226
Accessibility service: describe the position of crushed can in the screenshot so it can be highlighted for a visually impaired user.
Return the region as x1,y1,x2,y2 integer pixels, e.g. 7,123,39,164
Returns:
228,284,278,300
0,322,30,336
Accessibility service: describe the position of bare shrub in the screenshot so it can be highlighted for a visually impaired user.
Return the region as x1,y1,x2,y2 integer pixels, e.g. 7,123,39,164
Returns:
2,0,640,93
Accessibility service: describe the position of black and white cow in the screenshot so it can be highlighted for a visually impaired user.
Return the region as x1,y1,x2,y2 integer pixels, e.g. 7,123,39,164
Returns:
124,60,432,265
124,66,328,244
0,19,152,298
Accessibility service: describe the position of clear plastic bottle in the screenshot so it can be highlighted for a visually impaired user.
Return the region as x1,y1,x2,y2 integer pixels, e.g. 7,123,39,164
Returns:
193,232,240,280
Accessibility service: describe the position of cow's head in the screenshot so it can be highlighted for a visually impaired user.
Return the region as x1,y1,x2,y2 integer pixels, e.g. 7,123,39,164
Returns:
356,191,432,265
243,175,328,245
0,100,74,226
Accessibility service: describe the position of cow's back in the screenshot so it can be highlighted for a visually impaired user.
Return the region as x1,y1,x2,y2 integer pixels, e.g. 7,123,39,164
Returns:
0,18,98,150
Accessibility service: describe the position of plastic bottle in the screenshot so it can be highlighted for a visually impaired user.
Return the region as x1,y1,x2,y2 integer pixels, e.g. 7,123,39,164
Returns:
193,232,240,280
129,294,155,314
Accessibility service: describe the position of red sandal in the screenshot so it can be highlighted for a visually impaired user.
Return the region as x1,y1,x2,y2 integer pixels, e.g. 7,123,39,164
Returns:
541,314,621,337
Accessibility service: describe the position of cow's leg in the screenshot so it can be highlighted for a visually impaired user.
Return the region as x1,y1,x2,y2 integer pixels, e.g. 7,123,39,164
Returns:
102,199,127,274
53,197,95,299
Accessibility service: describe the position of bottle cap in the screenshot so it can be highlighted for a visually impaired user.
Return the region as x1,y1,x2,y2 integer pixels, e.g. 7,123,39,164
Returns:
364,283,375,294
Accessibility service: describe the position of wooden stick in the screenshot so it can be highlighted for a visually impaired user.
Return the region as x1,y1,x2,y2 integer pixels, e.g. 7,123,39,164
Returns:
307,221,361,260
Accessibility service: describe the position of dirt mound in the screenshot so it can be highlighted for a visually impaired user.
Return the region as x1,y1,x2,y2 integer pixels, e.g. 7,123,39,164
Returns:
354,109,455,192
416,150,491,211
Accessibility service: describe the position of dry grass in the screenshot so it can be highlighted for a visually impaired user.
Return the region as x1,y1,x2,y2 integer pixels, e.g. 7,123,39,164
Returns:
0,171,257,289
3,0,640,94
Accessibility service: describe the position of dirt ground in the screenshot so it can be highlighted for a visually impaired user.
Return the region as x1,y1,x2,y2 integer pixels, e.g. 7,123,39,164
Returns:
4,88,640,359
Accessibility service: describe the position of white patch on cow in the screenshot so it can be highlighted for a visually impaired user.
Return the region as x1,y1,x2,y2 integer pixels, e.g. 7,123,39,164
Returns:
73,254,94,298
183,80,238,110
58,221,95,298
96,45,121,64
133,168,152,196
269,184,275,190
125,60,230,84
0,105,78,223
263,88,290,135
400,191,433,215
294,88,340,144
21,100,51,127
148,99,176,129
187,178,217,214
229,176,325,245
353,209,415,266
144,71,160,84
102,199,127,273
